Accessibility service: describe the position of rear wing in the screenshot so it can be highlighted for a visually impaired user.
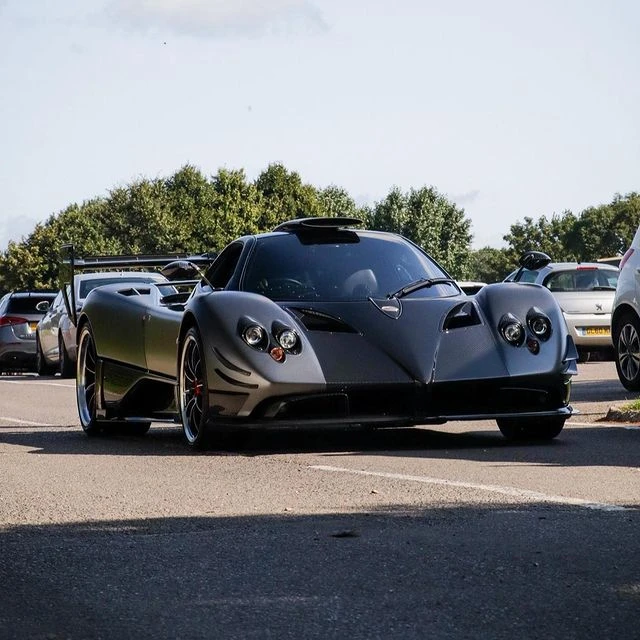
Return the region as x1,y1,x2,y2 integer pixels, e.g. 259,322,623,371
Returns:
59,244,216,326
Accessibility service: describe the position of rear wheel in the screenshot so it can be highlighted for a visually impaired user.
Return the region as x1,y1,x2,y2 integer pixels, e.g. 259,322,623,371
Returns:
614,312,640,391
497,416,565,441
77,325,151,437
59,333,75,378
179,327,211,448
35,334,55,376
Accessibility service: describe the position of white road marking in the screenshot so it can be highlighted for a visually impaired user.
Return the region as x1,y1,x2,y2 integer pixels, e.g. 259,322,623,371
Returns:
310,464,629,512
0,379,74,388
0,416,55,427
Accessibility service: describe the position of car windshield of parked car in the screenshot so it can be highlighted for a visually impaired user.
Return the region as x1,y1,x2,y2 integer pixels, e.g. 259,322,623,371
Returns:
242,233,454,301
543,268,618,291
78,276,162,300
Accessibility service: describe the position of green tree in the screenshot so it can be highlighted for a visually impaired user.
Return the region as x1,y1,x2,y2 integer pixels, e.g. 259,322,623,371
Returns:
468,247,515,283
368,186,473,278
254,163,323,230
503,211,578,262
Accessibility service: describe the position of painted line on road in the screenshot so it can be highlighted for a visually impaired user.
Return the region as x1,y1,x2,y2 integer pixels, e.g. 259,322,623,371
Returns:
0,379,74,388
0,416,55,427
310,464,630,512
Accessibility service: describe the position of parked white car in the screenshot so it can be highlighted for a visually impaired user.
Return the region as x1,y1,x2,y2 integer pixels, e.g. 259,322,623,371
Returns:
612,230,640,389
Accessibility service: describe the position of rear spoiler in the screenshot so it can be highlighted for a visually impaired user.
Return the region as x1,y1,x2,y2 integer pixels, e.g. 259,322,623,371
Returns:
59,244,216,326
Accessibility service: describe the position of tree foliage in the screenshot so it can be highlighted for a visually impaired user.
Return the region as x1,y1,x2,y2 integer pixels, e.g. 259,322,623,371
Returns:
368,186,473,278
0,162,636,294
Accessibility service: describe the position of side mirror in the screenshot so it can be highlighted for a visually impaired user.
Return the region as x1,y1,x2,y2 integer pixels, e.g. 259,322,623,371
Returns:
519,250,551,271
36,300,51,312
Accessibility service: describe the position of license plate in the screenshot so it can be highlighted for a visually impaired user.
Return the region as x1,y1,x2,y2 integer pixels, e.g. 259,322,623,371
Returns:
585,327,610,336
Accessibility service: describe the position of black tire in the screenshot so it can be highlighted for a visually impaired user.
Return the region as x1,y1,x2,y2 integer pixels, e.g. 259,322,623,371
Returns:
77,325,151,437
35,334,56,376
497,416,565,441
179,326,211,448
59,333,75,378
77,324,103,436
613,312,640,391
577,348,591,363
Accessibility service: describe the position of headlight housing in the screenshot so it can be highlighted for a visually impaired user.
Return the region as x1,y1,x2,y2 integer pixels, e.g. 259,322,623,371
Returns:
527,307,552,341
277,329,299,351
499,313,525,346
242,324,268,350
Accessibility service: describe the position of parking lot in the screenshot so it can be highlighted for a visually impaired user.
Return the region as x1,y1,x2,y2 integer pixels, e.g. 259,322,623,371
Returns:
1,361,638,639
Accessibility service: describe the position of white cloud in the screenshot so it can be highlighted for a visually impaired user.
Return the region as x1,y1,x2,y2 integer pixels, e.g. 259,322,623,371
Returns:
104,0,328,38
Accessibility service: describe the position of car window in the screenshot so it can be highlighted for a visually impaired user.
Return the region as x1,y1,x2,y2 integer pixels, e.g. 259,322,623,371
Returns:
242,233,451,301
544,268,618,291
6,295,56,314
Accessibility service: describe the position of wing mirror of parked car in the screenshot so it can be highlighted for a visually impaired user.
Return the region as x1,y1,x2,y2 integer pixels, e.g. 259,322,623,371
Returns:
36,300,51,312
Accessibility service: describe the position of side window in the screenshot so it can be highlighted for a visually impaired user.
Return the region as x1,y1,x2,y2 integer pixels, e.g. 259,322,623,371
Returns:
205,243,243,289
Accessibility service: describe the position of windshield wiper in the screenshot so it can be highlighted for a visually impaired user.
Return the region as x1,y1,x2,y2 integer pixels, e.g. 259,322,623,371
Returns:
388,277,458,299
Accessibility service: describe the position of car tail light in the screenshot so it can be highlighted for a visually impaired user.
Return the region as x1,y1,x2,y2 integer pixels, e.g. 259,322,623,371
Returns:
619,248,634,271
0,315,29,327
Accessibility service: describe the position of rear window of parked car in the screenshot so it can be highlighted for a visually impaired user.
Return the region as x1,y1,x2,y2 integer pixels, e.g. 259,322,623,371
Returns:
543,268,618,291
6,295,56,314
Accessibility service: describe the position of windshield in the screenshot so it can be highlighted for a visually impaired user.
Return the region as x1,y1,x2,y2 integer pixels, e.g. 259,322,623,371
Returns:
242,233,454,301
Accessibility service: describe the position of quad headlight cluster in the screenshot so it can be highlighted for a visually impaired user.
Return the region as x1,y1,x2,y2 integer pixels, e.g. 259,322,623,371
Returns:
240,319,301,362
499,307,552,354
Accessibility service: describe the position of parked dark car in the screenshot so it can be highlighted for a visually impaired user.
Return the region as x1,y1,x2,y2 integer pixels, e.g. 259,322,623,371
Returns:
73,218,577,448
0,291,57,373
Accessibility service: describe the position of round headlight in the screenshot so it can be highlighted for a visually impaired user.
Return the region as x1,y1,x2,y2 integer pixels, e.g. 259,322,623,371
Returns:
243,324,266,347
499,314,525,346
527,309,552,341
277,329,298,351
503,322,523,344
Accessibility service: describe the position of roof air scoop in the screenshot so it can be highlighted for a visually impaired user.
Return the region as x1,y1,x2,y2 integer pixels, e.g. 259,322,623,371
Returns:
370,297,402,319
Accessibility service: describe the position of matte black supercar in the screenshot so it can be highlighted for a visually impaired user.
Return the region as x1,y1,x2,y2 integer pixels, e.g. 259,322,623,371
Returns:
72,218,577,447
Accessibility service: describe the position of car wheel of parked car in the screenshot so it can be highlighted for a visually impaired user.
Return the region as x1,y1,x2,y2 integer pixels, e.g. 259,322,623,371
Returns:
496,416,565,441
77,325,151,437
35,334,56,376
613,312,640,390
179,326,211,448
59,333,75,378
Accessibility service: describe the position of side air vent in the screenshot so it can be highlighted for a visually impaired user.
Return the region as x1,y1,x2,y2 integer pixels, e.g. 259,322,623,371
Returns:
287,308,358,333
442,301,482,330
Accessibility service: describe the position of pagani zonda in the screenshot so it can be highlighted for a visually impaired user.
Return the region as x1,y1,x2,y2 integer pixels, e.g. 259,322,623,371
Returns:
75,218,577,448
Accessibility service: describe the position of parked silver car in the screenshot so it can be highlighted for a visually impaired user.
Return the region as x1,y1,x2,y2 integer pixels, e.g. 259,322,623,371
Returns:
506,262,619,361
0,291,57,373
612,230,640,389
36,272,169,377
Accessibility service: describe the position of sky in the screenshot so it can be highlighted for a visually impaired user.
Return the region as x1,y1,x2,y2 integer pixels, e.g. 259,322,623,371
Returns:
1,0,639,251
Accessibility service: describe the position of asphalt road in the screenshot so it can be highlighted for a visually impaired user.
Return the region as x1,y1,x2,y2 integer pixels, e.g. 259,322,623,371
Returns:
1,362,639,640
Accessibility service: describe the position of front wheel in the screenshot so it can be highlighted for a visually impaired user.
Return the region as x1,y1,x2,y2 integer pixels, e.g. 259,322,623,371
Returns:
497,416,565,441
614,312,640,391
179,327,211,448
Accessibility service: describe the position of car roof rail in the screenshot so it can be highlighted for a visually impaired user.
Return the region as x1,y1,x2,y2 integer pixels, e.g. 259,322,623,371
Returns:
272,217,363,232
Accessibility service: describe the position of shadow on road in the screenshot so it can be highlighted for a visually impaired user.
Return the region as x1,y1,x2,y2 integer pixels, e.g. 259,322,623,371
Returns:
0,420,638,469
1,506,639,640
